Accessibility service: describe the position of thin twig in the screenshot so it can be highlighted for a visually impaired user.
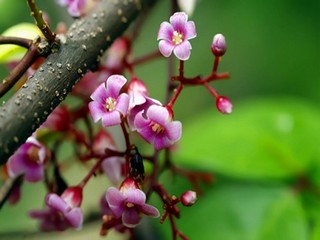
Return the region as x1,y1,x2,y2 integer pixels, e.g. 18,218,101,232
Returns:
0,36,32,48
0,43,40,98
27,0,56,43
0,175,22,210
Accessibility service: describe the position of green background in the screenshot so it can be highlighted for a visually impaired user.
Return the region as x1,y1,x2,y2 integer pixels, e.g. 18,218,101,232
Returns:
0,0,320,239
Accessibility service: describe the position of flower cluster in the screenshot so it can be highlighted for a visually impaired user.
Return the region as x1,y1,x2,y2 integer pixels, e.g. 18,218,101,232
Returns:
1,7,231,240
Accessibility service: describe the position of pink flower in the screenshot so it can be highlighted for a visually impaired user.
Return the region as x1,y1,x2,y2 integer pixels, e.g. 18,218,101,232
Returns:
134,105,182,150
7,137,48,182
157,12,197,60
127,78,162,131
57,0,86,17
30,186,84,231
89,75,129,127
105,178,160,228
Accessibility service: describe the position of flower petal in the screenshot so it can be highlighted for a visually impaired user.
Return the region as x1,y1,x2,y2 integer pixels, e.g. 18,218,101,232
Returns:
134,111,150,130
90,83,107,104
157,21,174,40
24,164,44,182
184,21,197,40
154,136,170,150
165,121,182,142
122,208,141,228
106,187,126,218
101,110,121,127
115,93,129,115
46,194,69,213
125,188,146,206
159,40,174,58
146,105,169,126
140,204,160,217
88,101,105,122
170,12,188,32
7,153,26,178
65,207,83,229
106,75,127,98
101,157,123,183
173,40,192,61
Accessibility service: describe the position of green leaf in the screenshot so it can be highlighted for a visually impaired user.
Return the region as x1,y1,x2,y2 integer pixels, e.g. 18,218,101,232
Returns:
156,179,308,240
0,23,42,63
175,97,320,180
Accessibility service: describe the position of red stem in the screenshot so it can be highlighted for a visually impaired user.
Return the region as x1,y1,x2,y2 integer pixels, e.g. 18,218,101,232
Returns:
0,36,32,48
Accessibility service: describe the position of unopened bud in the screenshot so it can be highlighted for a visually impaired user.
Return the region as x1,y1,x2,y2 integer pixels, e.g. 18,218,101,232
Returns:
60,186,83,208
181,190,197,206
216,96,232,114
211,33,227,56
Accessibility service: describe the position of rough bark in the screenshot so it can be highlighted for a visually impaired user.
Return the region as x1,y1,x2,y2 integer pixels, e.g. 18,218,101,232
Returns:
0,0,156,164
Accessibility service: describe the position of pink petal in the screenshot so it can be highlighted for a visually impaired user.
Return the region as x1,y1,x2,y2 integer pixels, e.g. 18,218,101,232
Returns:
101,157,123,183
140,204,160,217
154,136,170,150
101,110,121,127
125,189,146,206
106,187,126,218
134,111,151,129
24,164,44,182
88,101,105,122
122,208,141,228
115,93,129,115
184,21,197,40
46,194,69,213
173,41,192,61
137,126,156,145
165,121,182,142
90,83,107,104
7,154,26,178
170,12,188,32
147,105,169,126
65,207,83,229
159,40,175,58
106,75,127,98
157,21,174,40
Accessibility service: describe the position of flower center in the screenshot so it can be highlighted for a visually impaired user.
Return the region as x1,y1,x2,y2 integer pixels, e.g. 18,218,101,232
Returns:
27,145,40,163
126,202,135,208
105,97,116,111
172,31,184,45
151,123,165,134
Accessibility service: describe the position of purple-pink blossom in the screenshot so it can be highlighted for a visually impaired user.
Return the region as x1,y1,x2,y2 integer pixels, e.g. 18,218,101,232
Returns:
57,0,86,17
7,137,48,182
157,12,197,60
134,105,182,150
216,96,233,114
105,178,160,228
30,186,84,231
89,75,129,127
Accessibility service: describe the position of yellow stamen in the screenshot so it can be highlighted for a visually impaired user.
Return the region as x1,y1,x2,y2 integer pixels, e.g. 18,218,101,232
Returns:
105,97,116,111
126,202,134,208
172,31,184,45
151,123,165,134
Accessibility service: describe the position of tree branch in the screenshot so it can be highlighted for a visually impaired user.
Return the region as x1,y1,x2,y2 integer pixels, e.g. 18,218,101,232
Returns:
0,0,157,164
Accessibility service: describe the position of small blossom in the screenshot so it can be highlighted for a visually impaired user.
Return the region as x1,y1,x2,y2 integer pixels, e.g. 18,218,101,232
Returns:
181,190,197,206
57,0,86,17
127,78,149,110
134,105,182,150
104,37,130,71
105,178,160,228
7,137,48,182
211,33,227,57
216,96,233,114
157,12,197,60
30,186,83,231
89,75,129,127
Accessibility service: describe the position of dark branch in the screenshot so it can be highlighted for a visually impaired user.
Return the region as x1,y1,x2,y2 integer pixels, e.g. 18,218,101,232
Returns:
0,0,157,164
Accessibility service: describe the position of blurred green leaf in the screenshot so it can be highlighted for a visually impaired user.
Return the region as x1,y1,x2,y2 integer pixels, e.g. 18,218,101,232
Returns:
157,180,308,240
175,97,320,180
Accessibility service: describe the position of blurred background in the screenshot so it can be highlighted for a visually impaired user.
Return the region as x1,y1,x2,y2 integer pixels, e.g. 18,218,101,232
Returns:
0,0,320,239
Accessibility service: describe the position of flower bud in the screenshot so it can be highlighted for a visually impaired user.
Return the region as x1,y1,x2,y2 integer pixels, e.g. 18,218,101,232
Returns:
181,190,197,206
60,186,83,208
211,33,227,56
216,96,233,114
